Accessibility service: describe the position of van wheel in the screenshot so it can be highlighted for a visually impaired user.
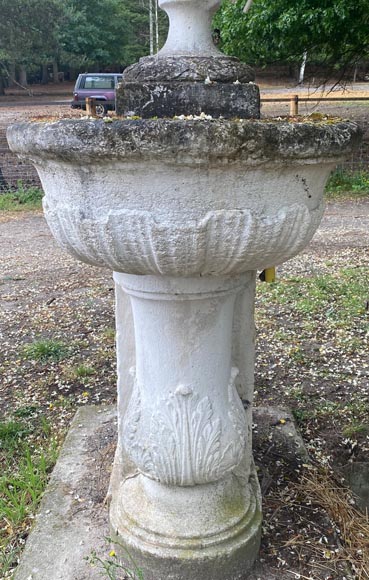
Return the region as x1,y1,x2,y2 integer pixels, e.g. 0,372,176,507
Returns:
95,103,107,117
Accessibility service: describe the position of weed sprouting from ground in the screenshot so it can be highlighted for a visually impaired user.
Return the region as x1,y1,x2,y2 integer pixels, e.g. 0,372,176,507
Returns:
23,339,69,362
74,364,95,378
87,538,144,580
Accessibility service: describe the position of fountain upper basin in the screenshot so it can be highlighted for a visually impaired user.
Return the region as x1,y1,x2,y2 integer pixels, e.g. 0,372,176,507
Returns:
7,118,360,276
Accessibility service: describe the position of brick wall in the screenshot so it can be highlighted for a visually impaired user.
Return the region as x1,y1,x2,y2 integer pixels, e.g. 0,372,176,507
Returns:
345,119,369,171
0,122,41,190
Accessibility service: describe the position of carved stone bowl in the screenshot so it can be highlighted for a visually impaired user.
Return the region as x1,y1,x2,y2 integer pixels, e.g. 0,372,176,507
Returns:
7,118,360,277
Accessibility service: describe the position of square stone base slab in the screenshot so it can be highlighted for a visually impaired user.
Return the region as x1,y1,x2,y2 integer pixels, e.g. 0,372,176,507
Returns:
13,405,301,580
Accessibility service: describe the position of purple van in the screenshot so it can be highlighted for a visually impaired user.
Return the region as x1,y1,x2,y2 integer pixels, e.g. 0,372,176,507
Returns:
71,73,123,116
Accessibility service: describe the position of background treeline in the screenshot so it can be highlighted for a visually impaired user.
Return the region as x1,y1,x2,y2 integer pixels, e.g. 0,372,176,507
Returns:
0,0,168,91
215,0,369,83
1,0,369,93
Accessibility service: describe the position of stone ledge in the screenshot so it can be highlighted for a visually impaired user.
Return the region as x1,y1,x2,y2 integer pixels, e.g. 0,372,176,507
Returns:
13,406,116,580
8,119,361,164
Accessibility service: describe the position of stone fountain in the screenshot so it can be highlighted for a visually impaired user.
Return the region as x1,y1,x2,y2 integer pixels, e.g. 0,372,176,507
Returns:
8,1,360,579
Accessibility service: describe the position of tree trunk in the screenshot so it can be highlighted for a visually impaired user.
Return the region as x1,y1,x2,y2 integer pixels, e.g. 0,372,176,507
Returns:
353,64,358,83
19,66,28,86
155,0,159,53
149,0,154,55
299,51,307,85
0,166,7,191
8,63,16,87
0,76,5,96
41,64,49,84
243,0,254,14
52,61,59,83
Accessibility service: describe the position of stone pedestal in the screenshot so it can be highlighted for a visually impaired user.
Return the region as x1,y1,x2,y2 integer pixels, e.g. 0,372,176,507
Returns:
110,273,261,579
116,0,260,118
8,48,360,580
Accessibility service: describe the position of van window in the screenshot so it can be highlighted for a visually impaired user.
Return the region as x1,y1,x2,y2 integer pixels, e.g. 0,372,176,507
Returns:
81,76,115,89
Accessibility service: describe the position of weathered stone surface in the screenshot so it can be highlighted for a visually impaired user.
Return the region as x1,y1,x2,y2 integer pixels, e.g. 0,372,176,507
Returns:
110,470,262,580
122,55,255,83
8,118,361,163
116,79,260,118
7,0,363,576
252,406,309,465
7,44,361,580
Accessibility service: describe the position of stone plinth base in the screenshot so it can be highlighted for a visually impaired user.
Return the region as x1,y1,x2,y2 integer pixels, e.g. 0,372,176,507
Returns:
116,80,260,119
116,54,260,119
110,468,261,580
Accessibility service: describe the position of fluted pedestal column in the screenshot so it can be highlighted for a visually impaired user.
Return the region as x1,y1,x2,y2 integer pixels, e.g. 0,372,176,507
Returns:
110,273,262,580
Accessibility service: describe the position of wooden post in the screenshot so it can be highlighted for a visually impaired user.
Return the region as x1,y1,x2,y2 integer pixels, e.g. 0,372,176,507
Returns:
86,97,96,117
290,94,299,116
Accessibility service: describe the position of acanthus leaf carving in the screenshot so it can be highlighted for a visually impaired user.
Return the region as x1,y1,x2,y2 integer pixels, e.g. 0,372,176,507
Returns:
123,368,248,486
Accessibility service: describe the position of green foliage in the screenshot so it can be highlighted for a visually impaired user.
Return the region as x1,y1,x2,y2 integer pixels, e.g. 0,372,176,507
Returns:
215,0,369,68
325,169,369,198
0,182,43,211
0,415,58,576
0,0,163,84
23,339,69,362
0,421,31,453
342,422,369,438
60,0,151,69
0,0,65,68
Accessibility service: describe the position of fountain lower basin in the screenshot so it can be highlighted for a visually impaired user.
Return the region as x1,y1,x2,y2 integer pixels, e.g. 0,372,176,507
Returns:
7,118,360,276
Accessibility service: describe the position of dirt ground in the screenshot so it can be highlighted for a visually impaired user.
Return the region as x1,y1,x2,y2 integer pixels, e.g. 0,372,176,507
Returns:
1,91,369,578
1,205,369,580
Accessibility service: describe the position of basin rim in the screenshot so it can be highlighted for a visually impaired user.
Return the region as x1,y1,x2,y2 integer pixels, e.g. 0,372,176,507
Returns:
7,118,361,165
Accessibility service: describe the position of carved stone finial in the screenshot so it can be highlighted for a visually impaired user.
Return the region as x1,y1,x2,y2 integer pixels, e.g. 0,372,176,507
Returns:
158,0,222,57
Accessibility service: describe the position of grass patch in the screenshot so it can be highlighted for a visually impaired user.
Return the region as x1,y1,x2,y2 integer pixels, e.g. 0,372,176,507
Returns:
258,267,369,326
102,327,116,342
0,182,43,211
23,339,69,362
343,422,369,438
325,168,369,199
74,364,95,378
0,416,59,575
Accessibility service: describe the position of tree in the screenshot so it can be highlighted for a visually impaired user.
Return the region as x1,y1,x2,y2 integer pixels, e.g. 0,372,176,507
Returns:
0,0,66,85
215,0,369,75
0,0,157,89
